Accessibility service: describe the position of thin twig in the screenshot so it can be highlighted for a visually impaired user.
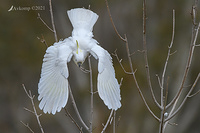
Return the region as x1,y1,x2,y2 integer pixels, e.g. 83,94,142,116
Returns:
24,107,35,114
101,110,114,133
161,9,175,107
49,0,58,42
156,75,162,89
160,77,170,132
166,22,200,109
20,121,34,133
169,50,177,56
166,0,199,109
105,0,161,121
142,0,161,109
112,50,133,75
37,35,48,48
125,35,160,121
164,73,200,122
88,56,94,133
106,0,159,120
37,13,54,32
113,111,116,133
158,9,176,133
68,84,90,131
105,0,126,42
22,84,44,133
80,66,90,73
188,89,200,98
64,108,83,133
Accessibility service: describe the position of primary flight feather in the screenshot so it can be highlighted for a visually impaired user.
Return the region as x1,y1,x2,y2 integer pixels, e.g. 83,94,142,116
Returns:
38,8,121,114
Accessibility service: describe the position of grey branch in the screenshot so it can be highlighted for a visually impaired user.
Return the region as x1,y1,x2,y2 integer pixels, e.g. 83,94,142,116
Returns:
22,84,44,133
68,84,90,131
101,110,114,133
49,0,58,42
20,121,34,133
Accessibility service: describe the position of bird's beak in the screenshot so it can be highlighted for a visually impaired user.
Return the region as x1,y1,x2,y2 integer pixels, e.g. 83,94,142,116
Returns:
77,62,82,67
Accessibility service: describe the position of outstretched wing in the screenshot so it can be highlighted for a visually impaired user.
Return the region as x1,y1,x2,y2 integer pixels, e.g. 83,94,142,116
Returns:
90,45,121,110
38,40,73,114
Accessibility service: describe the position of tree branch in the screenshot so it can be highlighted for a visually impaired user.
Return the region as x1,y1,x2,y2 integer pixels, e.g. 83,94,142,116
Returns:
105,0,160,121
68,84,90,131
112,50,134,75
142,0,161,109
64,108,83,133
22,84,44,133
20,121,35,133
164,73,200,122
166,22,200,109
37,13,54,32
160,9,175,107
49,0,58,42
88,55,94,133
101,110,114,133
105,0,126,42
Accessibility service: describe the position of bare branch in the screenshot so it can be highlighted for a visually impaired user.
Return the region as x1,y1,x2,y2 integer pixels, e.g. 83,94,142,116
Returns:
160,9,175,109
88,56,94,133
166,22,200,109
80,66,90,73
169,50,177,56
22,84,44,133
49,0,58,42
105,2,160,119
20,121,34,133
24,107,35,114
64,108,83,133
188,89,200,98
142,0,161,109
125,34,160,121
104,0,126,42
113,111,116,133
68,84,89,131
165,73,200,122
156,74,162,89
37,13,54,32
101,110,114,133
112,50,133,75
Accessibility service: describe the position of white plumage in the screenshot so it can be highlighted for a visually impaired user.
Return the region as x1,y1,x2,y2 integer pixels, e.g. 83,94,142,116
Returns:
38,8,121,114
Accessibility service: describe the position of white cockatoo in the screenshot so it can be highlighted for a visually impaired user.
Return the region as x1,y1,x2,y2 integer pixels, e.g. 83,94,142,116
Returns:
38,8,121,114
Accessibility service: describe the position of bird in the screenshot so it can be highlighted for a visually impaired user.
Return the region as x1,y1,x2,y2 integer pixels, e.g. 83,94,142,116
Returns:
38,8,121,115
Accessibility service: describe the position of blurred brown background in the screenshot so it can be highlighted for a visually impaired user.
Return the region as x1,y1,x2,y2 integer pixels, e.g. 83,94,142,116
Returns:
1,0,200,133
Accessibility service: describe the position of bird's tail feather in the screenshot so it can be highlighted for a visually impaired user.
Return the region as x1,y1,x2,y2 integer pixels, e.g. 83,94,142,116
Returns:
67,8,99,32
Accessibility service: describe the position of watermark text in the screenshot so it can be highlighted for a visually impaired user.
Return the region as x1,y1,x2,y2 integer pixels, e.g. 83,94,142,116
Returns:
8,5,45,12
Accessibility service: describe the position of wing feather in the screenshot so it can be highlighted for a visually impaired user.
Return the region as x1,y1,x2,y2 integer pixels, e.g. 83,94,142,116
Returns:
90,45,121,110
38,40,73,114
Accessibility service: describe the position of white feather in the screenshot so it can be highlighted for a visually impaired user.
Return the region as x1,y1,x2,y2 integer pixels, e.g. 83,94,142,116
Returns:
38,8,121,115
90,45,121,110
38,40,73,114
67,8,99,32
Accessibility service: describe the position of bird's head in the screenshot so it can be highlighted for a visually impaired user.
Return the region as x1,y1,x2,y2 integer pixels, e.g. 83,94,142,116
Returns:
73,40,89,67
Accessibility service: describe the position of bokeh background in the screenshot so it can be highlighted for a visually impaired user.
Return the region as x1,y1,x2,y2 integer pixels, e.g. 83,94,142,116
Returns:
1,0,200,133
